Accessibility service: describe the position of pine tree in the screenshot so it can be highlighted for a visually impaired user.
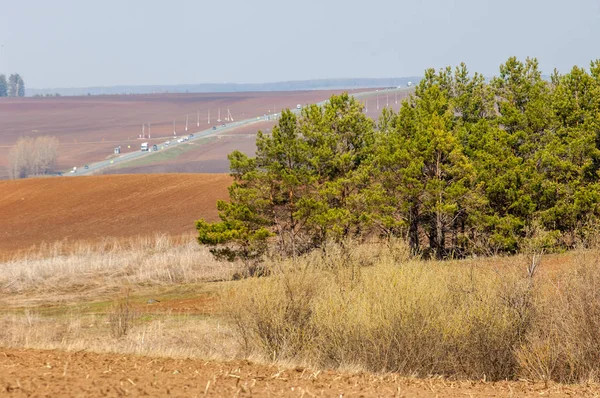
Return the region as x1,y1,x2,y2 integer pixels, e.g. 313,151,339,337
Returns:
7,74,17,97
0,74,7,97
7,74,25,97
17,75,25,97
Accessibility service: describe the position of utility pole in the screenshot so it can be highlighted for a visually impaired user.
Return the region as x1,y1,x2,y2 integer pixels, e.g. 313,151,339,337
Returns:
142,124,145,139
173,120,176,136
148,123,151,139
208,110,210,124
197,111,200,127
185,115,188,132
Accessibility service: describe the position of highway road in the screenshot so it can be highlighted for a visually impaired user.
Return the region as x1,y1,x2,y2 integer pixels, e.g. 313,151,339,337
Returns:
70,87,412,176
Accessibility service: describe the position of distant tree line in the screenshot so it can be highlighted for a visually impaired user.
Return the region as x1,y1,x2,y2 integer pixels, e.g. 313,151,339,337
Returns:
8,136,60,179
0,73,25,97
197,57,600,262
33,93,62,98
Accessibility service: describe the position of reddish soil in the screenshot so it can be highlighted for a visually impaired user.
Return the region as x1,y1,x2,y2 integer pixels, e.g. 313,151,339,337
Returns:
0,90,369,179
0,348,594,397
0,174,231,255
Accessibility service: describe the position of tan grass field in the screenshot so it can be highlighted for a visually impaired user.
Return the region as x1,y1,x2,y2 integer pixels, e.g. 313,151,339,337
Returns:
1,234,600,396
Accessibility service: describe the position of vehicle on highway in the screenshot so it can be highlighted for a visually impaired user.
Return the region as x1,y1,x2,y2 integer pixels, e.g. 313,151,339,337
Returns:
84,165,89,169
296,104,301,109
189,134,194,138
152,144,158,151
165,140,170,146
141,142,149,152
212,126,217,130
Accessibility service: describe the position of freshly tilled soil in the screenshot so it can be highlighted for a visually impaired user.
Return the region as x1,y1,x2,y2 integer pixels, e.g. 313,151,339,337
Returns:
0,173,231,255
0,348,597,397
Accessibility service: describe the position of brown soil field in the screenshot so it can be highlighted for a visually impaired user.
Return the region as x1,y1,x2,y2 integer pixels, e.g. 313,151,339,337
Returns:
100,91,413,176
0,90,370,179
0,89,411,179
0,174,231,255
1,348,595,397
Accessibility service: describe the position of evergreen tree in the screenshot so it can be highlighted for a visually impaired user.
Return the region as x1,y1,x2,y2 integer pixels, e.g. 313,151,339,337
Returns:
536,65,600,238
7,74,17,97
7,74,25,97
17,75,25,97
0,74,7,97
197,57,600,264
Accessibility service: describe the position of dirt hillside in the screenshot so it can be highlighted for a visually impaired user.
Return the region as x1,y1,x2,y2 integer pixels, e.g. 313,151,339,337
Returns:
0,174,231,254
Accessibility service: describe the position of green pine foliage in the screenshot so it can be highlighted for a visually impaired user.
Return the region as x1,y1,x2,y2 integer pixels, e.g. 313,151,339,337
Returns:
0,74,7,97
197,57,600,263
4,73,25,97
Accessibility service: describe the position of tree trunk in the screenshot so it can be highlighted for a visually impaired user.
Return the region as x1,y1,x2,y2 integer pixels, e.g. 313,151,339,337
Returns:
408,202,420,255
435,209,445,260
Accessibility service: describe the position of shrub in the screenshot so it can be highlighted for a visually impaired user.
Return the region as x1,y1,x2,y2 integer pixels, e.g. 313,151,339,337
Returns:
108,291,138,338
223,244,534,380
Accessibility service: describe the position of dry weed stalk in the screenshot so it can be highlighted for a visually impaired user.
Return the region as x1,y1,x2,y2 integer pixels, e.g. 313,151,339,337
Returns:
108,289,138,338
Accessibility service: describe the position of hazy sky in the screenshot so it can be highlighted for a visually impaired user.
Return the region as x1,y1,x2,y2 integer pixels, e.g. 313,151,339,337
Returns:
1,0,599,89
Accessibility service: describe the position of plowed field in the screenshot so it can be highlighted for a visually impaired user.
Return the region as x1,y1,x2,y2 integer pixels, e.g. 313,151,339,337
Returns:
0,174,231,255
0,90,369,179
0,348,594,397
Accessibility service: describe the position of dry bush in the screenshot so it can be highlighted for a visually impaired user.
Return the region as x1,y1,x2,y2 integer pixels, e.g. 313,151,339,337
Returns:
224,243,532,380
227,244,600,382
107,291,138,338
517,250,600,383
0,234,240,298
224,263,323,360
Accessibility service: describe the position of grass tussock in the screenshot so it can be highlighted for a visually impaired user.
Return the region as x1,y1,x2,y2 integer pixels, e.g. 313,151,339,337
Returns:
225,242,600,383
0,234,239,297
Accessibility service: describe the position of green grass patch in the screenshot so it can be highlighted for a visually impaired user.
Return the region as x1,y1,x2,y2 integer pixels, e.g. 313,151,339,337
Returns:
114,137,216,169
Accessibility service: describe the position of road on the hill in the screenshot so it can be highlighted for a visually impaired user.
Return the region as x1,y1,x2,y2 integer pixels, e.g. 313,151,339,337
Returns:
70,88,411,176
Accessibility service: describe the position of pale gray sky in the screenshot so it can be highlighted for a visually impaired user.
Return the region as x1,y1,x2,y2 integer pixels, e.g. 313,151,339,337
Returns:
1,0,599,89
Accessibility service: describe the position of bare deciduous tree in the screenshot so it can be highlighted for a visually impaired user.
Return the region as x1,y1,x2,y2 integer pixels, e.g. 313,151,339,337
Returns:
8,136,59,179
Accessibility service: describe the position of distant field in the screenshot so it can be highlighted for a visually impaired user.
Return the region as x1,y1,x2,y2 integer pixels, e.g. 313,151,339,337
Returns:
0,173,231,256
0,89,377,179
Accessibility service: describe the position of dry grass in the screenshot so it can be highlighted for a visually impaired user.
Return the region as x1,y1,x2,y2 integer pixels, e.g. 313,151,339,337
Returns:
224,242,600,383
0,234,240,299
0,310,240,361
4,235,600,385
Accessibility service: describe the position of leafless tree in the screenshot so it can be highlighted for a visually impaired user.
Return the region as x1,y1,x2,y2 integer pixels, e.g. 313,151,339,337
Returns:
8,136,59,179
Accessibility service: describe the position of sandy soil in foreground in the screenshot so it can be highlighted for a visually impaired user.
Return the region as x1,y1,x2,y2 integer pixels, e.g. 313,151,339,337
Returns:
1,347,596,397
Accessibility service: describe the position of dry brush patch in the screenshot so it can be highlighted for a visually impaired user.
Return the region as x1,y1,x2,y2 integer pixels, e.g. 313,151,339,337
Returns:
4,235,600,387
0,309,240,361
224,244,600,383
0,234,240,301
